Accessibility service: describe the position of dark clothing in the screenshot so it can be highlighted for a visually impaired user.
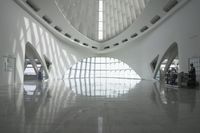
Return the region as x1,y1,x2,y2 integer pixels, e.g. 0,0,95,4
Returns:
38,71,43,80
188,66,196,87
189,66,196,81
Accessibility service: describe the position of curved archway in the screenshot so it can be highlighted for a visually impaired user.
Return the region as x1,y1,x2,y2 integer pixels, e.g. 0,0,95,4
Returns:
64,57,141,79
154,42,179,82
24,42,49,80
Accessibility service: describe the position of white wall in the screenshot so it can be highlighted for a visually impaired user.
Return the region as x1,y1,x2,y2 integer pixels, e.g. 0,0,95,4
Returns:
0,0,95,86
103,0,200,79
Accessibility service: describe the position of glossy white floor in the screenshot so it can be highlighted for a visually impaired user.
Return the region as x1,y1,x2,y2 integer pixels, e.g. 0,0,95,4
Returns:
0,78,200,133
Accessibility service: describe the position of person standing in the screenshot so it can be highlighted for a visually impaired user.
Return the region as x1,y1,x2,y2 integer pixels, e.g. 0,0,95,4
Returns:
188,63,196,87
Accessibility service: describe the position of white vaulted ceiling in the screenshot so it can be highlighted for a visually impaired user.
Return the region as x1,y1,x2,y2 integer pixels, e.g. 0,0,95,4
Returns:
55,0,99,41
102,0,150,41
16,0,190,52
55,0,151,41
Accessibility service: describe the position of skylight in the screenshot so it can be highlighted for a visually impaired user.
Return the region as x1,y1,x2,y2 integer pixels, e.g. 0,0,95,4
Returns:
98,0,103,40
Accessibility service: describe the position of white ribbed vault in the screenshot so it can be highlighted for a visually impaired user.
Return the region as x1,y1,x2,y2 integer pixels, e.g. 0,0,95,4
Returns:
102,0,150,41
55,0,98,41
55,0,151,41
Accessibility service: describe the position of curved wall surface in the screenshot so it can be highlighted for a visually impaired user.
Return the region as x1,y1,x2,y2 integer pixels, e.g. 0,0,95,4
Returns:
103,0,200,79
0,0,95,86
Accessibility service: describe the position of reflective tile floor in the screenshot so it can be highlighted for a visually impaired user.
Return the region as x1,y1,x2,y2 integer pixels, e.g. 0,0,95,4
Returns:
0,78,200,133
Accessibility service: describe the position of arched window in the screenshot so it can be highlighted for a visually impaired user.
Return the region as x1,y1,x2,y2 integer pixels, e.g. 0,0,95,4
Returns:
64,57,141,79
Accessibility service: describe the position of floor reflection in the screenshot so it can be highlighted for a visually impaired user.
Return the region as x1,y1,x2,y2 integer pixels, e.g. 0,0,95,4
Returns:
23,81,50,124
152,81,179,129
24,81,48,98
151,81,199,133
153,81,198,112
65,78,141,98
153,82,178,105
0,79,200,133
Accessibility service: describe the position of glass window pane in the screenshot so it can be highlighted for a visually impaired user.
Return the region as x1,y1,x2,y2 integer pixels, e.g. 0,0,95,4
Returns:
90,70,94,78
24,67,36,75
99,21,103,31
96,57,101,63
98,31,103,40
81,69,85,77
86,63,90,69
76,70,80,78
110,58,114,63
101,63,106,69
86,70,89,77
101,57,106,62
77,62,81,69
72,64,76,69
91,57,95,62
99,12,103,22
99,0,103,11
96,70,101,77
96,64,101,70
66,57,141,79
70,70,75,78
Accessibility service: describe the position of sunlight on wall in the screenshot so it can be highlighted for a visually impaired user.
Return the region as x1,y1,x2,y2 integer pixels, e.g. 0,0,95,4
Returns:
19,28,24,41
8,72,12,84
17,53,24,82
41,32,47,54
32,22,39,45
12,39,17,55
62,49,71,67
24,17,30,30
26,26,33,45
0,1,94,86
71,54,77,63
3,10,92,85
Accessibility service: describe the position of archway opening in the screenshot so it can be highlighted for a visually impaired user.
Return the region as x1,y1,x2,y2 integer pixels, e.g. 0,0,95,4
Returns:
24,43,49,81
155,43,179,85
